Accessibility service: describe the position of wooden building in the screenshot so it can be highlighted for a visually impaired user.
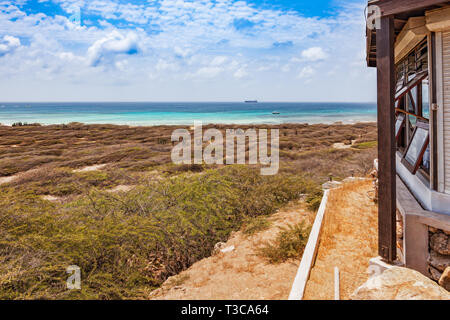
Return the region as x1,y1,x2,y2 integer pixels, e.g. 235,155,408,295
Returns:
366,0,450,281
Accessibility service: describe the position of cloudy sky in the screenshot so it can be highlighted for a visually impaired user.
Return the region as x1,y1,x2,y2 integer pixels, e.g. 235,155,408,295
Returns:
0,0,376,102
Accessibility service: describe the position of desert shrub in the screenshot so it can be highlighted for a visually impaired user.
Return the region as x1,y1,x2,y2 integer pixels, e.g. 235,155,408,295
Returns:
306,188,324,211
352,140,378,150
257,222,311,264
0,165,316,299
0,122,378,299
0,156,60,177
242,216,271,236
163,163,205,174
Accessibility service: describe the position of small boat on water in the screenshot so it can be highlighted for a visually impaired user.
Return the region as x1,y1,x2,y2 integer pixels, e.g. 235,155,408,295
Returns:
272,111,280,115
244,100,258,103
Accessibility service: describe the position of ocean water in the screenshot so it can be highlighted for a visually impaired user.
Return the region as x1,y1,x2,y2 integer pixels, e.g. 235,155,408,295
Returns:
0,102,377,126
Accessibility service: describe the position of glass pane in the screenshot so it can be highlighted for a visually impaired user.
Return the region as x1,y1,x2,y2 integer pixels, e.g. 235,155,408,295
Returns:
405,127,428,166
422,144,430,171
410,86,417,113
422,79,430,119
409,115,416,131
395,117,403,137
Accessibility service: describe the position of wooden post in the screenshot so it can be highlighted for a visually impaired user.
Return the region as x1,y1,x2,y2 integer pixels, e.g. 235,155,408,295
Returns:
430,33,439,191
376,16,397,262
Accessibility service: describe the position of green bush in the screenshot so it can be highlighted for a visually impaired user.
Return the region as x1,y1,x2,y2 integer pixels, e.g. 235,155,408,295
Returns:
305,188,324,212
257,222,311,264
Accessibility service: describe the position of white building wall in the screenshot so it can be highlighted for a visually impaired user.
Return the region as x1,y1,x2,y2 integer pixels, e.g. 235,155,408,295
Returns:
440,31,450,194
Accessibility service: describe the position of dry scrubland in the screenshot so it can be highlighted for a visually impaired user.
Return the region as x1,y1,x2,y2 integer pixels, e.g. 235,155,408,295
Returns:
0,122,377,299
152,202,315,300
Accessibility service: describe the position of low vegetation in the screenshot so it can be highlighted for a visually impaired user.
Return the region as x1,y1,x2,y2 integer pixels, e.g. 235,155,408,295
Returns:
242,216,272,236
258,222,311,264
0,122,378,299
0,166,316,299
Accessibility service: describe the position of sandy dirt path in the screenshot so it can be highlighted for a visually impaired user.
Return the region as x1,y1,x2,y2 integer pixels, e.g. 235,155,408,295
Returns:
303,180,378,300
150,203,314,300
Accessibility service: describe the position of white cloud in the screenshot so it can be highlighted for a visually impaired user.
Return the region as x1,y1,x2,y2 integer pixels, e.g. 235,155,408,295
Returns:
174,46,192,58
0,35,20,56
195,66,224,78
210,56,228,66
298,66,315,79
156,59,179,72
0,1,376,102
233,68,248,79
86,31,140,67
301,47,328,62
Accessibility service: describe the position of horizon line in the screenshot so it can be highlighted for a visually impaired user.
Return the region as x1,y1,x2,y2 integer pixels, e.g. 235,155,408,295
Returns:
0,101,378,104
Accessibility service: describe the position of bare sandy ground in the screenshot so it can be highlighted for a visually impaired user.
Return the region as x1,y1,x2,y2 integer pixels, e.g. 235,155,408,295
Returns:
106,185,134,193
150,203,314,300
0,168,40,186
303,180,378,300
73,164,108,173
332,140,357,150
0,175,16,185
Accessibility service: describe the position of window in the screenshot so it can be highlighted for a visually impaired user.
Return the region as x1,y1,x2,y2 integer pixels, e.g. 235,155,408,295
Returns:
395,39,430,176
401,120,430,174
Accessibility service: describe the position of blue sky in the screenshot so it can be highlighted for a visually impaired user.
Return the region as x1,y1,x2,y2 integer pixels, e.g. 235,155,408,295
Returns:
0,0,375,102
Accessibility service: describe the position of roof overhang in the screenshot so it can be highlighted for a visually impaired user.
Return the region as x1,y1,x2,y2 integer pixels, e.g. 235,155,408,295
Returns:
366,0,450,67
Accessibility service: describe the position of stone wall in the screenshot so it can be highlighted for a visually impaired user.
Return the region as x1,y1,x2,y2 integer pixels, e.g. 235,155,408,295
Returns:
428,227,450,285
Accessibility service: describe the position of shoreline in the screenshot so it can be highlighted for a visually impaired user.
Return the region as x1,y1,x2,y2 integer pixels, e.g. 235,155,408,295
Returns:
0,102,377,127
0,120,377,127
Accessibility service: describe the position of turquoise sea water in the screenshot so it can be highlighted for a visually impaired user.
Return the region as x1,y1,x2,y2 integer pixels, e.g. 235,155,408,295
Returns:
0,102,377,126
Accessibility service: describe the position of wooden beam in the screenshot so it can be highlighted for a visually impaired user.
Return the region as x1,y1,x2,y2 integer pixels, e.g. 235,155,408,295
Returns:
395,17,428,63
376,16,397,263
375,0,449,17
426,6,450,31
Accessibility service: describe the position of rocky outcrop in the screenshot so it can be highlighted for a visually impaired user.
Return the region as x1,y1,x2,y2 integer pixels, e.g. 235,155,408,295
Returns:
428,251,450,273
428,228,450,283
351,267,450,300
429,265,443,282
439,267,450,292
430,231,450,255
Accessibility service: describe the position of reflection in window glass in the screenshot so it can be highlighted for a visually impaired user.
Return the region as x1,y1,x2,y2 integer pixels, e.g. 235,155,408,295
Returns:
422,145,430,171
405,127,428,166
422,79,430,119
409,86,417,113
409,115,416,129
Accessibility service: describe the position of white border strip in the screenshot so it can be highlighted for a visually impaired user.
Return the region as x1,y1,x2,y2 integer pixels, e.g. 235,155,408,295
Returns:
288,189,330,300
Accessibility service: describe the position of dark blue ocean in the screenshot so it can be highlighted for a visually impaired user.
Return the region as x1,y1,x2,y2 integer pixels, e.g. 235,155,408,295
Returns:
0,102,376,126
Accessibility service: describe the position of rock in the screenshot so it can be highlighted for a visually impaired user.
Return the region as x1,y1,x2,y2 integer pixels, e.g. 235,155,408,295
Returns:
429,265,443,282
439,267,450,292
322,181,342,190
428,251,450,272
351,267,450,300
213,242,226,254
429,226,439,234
220,245,235,253
430,232,450,255
342,177,367,183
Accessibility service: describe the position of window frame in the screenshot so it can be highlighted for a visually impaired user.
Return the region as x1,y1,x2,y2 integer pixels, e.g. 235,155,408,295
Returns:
395,113,406,141
400,120,430,175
